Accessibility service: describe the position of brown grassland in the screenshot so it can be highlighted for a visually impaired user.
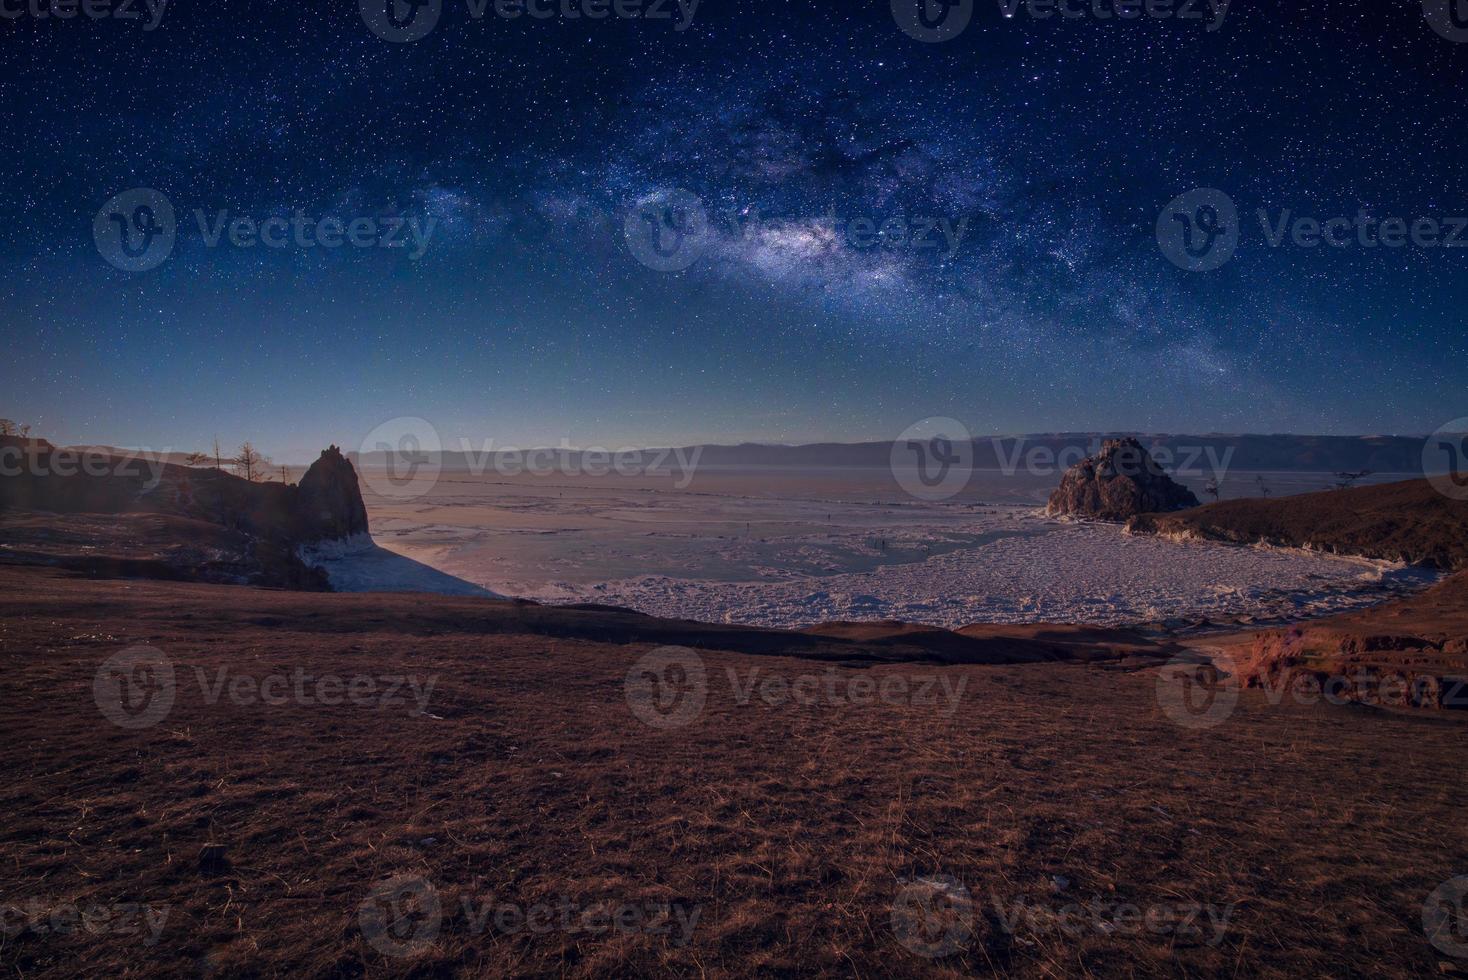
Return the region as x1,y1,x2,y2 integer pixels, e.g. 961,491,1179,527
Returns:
1,566,1465,977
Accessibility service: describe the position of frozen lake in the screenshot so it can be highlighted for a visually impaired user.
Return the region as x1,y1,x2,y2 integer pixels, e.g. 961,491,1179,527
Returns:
338,467,1433,629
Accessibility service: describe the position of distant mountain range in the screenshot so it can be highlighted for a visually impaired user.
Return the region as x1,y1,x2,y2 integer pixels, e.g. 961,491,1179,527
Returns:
66,432,1451,474
345,433,1442,474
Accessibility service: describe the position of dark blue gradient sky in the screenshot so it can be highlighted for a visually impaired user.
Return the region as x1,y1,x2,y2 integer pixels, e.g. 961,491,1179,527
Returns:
3,0,1466,458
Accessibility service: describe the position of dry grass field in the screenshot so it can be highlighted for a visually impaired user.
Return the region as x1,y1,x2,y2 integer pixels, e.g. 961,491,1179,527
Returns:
2,567,1465,977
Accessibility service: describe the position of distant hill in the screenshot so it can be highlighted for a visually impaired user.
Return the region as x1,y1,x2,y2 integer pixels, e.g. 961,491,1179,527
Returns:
1128,478,1468,571
354,433,1441,474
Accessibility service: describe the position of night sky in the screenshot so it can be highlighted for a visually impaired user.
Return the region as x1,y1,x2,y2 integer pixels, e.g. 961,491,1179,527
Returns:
4,0,1466,458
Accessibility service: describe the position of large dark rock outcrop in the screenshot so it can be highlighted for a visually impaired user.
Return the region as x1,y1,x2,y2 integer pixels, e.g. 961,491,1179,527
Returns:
1046,438,1200,521
294,446,369,542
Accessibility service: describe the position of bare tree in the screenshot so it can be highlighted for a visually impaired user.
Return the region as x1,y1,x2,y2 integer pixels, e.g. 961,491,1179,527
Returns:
1333,470,1371,491
1203,478,1221,503
1255,475,1271,498
235,442,270,482
183,452,212,467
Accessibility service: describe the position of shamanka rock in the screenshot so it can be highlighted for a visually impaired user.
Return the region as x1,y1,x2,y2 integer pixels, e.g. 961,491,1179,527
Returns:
294,445,370,542
1046,438,1200,521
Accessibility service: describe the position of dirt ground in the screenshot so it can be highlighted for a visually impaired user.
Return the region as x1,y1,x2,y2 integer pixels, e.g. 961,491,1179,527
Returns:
1,566,1466,978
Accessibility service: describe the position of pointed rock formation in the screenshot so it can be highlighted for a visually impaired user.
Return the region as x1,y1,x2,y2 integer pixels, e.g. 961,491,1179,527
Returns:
1046,438,1200,521
294,445,370,543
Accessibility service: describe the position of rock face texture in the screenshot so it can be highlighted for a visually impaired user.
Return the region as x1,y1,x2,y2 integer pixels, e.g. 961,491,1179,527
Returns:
294,446,369,542
1046,438,1200,521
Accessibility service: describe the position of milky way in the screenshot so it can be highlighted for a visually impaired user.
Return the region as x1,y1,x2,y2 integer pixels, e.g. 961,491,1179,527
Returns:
2,1,1465,453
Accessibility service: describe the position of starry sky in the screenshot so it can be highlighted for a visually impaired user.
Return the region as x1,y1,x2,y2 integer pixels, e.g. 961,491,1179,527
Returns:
3,0,1466,458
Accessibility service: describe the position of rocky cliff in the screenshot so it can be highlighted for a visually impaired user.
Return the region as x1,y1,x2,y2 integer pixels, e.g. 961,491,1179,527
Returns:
0,437,372,588
1045,438,1200,521
294,446,370,543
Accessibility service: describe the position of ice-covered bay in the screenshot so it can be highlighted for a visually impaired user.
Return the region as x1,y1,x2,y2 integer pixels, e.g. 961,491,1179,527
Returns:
353,470,1435,630
543,515,1430,628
